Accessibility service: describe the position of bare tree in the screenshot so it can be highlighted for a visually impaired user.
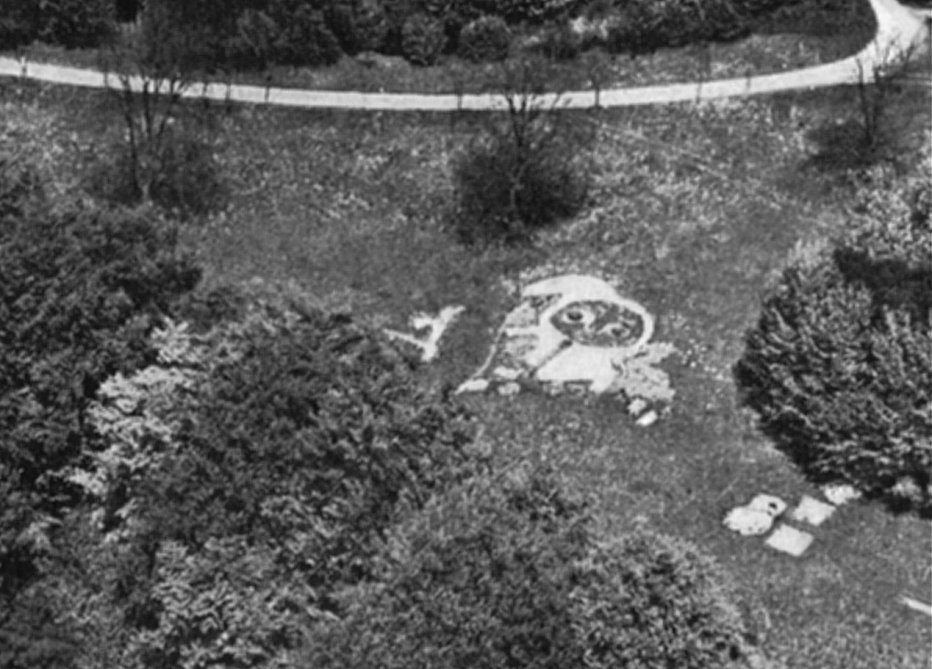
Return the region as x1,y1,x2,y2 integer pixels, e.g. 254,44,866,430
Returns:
97,5,201,204
854,38,924,159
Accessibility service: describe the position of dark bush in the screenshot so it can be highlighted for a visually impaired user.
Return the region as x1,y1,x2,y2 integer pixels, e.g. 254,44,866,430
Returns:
451,0,580,23
326,0,391,54
736,164,932,513
267,0,344,66
536,22,583,60
0,154,42,220
0,0,39,49
606,0,754,56
401,12,447,65
451,96,590,243
79,289,480,665
303,468,590,668
139,0,243,72
134,293,478,593
142,0,343,71
304,468,749,669
37,0,117,49
0,171,200,666
458,15,511,62
231,8,280,68
570,529,747,668
0,201,201,491
493,0,582,22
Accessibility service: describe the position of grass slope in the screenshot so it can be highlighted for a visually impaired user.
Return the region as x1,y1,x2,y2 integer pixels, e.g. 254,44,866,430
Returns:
2,74,930,668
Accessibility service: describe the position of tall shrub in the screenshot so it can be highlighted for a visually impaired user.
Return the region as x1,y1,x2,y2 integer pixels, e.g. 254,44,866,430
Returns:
0,0,40,49
37,0,116,49
451,57,591,243
303,468,750,668
458,15,511,62
401,12,447,65
736,158,932,513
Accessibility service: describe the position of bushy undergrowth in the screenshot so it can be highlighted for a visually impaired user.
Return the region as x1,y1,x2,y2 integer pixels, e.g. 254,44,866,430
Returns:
401,12,447,66
88,129,227,221
60,284,480,667
606,0,756,55
452,85,591,243
737,157,932,513
458,15,511,63
0,0,40,49
304,467,749,669
0,155,201,667
1,0,116,51
36,0,117,49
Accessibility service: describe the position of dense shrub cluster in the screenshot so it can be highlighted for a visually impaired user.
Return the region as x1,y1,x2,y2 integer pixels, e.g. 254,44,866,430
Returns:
305,468,749,668
458,15,511,62
0,156,201,667
606,0,755,56
0,0,40,49
452,87,590,243
0,0,115,50
58,287,480,667
36,0,117,48
736,158,932,514
401,12,447,66
327,0,392,53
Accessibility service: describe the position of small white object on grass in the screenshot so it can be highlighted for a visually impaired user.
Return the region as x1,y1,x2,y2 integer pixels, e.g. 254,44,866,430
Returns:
636,410,658,427
497,382,521,396
822,483,862,506
789,495,837,527
492,366,521,381
765,524,814,557
456,378,489,394
723,494,787,536
627,397,648,417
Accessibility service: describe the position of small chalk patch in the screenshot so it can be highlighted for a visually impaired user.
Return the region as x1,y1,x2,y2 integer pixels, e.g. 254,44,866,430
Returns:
492,366,521,380
456,378,489,394
822,483,862,506
636,410,658,427
497,382,521,396
765,524,814,557
627,397,648,416
789,495,836,527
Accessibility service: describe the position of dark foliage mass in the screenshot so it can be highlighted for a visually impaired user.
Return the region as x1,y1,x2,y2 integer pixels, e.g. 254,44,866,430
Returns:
736,168,932,514
0,0,116,50
136,302,478,592
305,468,748,669
452,64,591,244
458,15,512,63
0,155,201,668
401,12,447,66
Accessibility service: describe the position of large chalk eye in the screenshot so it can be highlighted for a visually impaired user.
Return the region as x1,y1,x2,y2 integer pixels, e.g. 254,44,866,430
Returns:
558,306,595,327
